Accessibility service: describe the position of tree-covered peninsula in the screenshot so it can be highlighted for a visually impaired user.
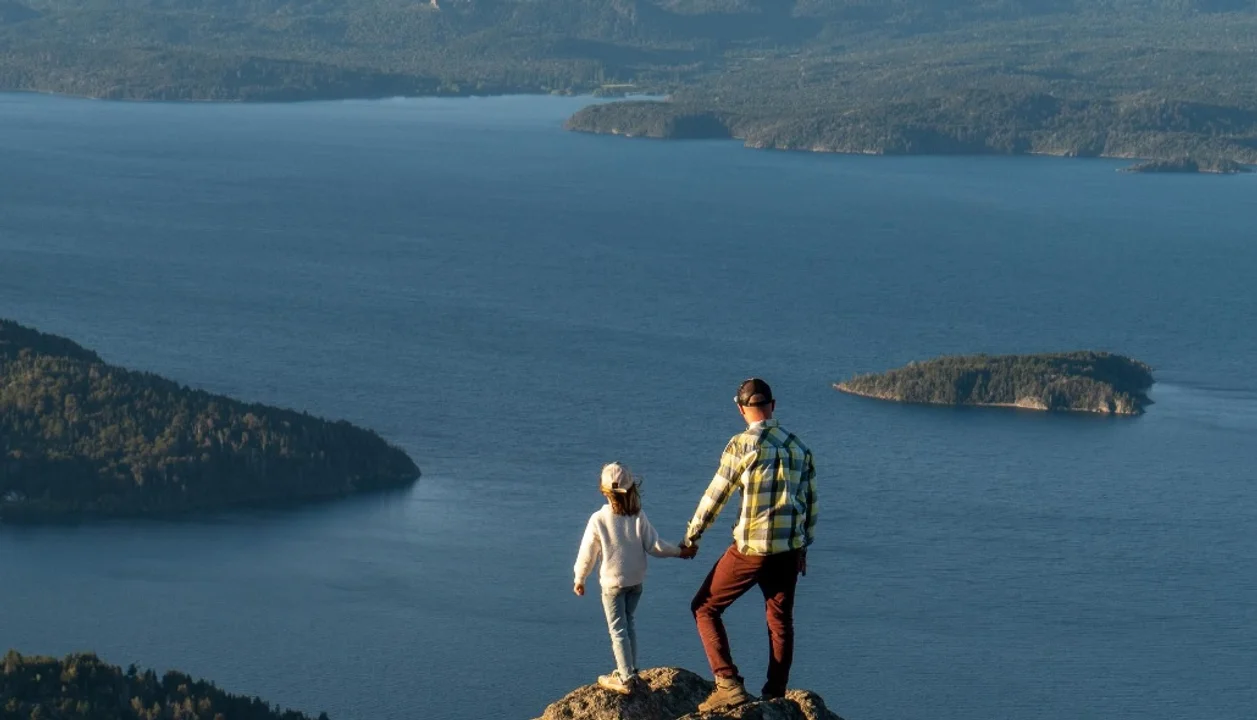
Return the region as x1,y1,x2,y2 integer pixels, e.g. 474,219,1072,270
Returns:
836,352,1154,415
1,650,328,720
0,319,419,522
566,93,1257,166
1122,157,1252,174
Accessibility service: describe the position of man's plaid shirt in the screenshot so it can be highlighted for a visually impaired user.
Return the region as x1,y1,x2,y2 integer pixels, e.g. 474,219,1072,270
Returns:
685,419,817,556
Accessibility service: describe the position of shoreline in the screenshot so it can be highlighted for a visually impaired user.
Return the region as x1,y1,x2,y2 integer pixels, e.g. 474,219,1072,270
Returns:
833,382,1141,416
0,86,581,106
630,131,1257,168
9,89,1253,170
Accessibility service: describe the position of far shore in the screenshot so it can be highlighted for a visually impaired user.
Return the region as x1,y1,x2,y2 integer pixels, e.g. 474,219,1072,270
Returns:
10,88,1253,172
833,382,1137,416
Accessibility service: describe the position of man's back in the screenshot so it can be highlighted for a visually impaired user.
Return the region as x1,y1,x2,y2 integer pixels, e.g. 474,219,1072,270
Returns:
687,418,817,556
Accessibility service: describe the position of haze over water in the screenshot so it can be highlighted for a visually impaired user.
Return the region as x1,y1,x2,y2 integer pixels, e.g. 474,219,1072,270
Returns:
1,93,1255,720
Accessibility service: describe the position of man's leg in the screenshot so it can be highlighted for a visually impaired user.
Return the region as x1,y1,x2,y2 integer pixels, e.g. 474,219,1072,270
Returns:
691,545,761,680
759,550,801,698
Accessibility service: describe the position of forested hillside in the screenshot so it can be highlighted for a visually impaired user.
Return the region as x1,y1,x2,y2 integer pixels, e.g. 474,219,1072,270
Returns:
1,650,327,720
4,1,1257,100
3,1,1257,161
0,319,420,521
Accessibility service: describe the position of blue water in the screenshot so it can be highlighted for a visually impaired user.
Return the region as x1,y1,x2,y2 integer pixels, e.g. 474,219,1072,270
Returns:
1,93,1255,720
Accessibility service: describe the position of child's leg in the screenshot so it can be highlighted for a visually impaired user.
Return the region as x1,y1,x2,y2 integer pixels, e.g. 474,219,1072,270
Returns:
600,587,634,681
624,584,643,676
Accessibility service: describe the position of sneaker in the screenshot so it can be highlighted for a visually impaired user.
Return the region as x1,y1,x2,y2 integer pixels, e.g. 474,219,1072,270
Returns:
597,673,633,696
698,676,753,712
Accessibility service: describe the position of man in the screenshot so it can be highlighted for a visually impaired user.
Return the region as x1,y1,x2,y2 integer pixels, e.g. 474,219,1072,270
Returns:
684,377,817,711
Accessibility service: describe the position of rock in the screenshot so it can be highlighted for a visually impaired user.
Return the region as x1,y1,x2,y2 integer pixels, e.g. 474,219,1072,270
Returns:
783,690,845,720
534,668,710,720
678,698,805,720
534,668,844,720
679,691,843,720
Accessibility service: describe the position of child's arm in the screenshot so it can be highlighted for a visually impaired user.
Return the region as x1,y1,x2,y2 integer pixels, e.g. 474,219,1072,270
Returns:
573,514,601,594
639,511,683,558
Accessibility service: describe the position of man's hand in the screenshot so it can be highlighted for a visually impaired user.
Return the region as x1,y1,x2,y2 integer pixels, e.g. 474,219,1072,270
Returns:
574,582,585,597
679,543,698,560
798,550,808,577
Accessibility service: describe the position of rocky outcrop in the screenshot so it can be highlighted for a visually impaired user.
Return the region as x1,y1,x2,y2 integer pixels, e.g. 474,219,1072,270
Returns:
534,668,844,720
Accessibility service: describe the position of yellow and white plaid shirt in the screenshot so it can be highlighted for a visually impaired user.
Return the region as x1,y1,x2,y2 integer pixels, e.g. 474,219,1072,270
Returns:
685,419,817,556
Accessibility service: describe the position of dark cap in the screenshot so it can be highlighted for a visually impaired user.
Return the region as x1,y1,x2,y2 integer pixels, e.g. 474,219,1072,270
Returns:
735,378,774,407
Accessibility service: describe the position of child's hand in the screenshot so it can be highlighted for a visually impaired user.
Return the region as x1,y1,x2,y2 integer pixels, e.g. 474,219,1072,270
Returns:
679,543,698,559
574,582,585,596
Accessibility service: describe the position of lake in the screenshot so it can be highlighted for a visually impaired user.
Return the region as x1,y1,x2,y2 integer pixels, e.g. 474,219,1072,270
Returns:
0,92,1254,720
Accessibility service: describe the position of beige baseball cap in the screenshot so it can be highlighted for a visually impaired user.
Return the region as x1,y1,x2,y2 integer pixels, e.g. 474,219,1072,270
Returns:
600,462,637,494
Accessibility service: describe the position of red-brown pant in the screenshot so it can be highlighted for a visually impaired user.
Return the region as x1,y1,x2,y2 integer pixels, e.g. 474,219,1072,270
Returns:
691,545,801,697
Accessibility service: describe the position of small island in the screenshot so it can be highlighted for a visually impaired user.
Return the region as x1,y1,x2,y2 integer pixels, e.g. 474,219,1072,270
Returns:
1122,157,1252,174
2,650,327,720
0,319,419,522
835,351,1154,415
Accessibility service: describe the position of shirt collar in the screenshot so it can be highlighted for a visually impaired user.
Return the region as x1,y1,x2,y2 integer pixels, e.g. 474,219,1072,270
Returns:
748,419,780,430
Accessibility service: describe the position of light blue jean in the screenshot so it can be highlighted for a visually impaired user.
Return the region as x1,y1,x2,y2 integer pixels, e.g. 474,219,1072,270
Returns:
601,584,643,681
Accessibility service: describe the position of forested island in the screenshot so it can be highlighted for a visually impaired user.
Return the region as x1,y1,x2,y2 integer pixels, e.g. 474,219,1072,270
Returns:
836,352,1154,415
0,319,419,522
1,650,327,720
4,1,1257,164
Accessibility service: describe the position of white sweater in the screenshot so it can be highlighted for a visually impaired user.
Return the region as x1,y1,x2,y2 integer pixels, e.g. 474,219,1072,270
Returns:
574,506,682,589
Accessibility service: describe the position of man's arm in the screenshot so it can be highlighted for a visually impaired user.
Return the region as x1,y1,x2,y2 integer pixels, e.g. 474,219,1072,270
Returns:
802,450,818,547
684,439,744,546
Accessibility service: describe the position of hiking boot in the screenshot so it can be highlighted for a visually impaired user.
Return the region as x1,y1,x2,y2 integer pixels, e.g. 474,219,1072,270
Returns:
597,673,633,696
761,691,785,702
698,676,753,712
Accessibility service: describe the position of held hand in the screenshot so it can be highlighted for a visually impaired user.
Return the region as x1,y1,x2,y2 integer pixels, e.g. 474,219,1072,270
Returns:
679,539,699,559
574,583,585,597
798,550,808,577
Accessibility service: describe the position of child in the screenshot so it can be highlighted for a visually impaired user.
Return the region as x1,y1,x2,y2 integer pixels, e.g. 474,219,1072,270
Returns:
574,462,694,695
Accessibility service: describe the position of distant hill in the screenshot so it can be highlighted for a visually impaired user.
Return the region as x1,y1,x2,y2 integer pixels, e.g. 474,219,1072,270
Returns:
3,1,1257,101
0,319,419,522
3,1,1257,162
1,650,327,720
836,352,1154,415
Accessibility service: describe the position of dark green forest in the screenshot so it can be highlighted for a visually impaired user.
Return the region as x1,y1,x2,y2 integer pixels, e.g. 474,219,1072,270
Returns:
1,650,327,720
0,319,419,522
1122,156,1251,172
3,1,1257,161
568,92,1257,163
836,352,1155,415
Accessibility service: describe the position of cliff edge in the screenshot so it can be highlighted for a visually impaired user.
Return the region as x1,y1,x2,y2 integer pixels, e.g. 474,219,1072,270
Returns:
534,667,845,720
